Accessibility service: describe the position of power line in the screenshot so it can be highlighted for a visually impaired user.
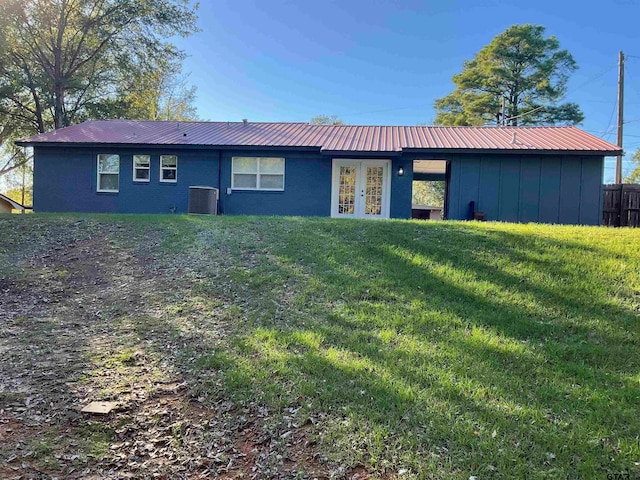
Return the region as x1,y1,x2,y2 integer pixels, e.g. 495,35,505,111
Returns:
565,62,618,99
600,96,618,141
504,105,545,123
503,62,618,124
622,64,640,101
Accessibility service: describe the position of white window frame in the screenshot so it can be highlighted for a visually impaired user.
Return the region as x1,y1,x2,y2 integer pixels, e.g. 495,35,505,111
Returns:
97,154,120,193
133,154,150,182
160,155,178,183
231,157,285,191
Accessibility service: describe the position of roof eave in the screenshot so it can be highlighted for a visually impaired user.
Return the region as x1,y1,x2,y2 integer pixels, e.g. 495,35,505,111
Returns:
320,149,402,157
401,147,621,156
17,141,323,152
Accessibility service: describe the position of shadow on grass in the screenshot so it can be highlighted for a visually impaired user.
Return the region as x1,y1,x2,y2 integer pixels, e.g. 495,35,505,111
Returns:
16,215,631,479
164,217,640,479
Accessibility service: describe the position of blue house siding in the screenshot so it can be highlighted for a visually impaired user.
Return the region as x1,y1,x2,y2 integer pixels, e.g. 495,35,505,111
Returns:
219,150,332,217
390,157,412,219
34,147,412,218
478,157,501,221
498,157,521,222
446,154,604,225
579,157,604,225
539,157,562,223
519,157,541,223
32,145,603,224
34,146,219,213
34,147,94,213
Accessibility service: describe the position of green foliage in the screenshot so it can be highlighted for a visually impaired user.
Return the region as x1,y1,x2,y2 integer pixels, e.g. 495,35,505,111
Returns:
4,188,32,208
412,181,445,206
310,115,344,125
435,24,584,126
2,158,32,206
0,0,199,177
624,150,640,184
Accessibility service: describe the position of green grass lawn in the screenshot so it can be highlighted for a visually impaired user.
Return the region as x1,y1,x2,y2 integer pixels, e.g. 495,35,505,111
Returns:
2,214,639,479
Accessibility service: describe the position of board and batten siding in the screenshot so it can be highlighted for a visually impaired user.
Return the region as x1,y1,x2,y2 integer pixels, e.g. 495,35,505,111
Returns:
447,155,604,225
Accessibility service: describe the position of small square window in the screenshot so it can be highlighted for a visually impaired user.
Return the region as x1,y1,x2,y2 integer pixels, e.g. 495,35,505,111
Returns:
133,155,150,182
160,155,178,183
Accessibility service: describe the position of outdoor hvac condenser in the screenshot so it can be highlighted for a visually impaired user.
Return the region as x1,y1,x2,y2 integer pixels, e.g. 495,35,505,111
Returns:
188,186,219,215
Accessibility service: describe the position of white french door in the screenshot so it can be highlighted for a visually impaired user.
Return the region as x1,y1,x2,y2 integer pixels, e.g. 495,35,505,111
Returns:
331,159,391,219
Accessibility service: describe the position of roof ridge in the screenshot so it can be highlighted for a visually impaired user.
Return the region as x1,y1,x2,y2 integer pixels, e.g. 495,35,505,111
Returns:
88,119,312,125
75,120,579,129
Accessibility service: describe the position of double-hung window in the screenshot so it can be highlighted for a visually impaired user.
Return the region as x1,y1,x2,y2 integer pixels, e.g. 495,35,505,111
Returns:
232,157,285,190
97,154,119,192
160,155,178,182
133,155,150,182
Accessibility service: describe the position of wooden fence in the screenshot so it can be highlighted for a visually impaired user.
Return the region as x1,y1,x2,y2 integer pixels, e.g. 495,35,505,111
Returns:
603,184,640,227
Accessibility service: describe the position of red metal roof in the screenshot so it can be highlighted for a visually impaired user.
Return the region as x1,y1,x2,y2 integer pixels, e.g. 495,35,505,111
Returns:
16,120,621,154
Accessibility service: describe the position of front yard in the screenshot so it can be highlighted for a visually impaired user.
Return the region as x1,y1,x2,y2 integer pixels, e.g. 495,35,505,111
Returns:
0,215,638,479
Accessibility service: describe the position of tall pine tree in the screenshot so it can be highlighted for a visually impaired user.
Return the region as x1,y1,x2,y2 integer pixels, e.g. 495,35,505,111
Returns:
434,24,583,127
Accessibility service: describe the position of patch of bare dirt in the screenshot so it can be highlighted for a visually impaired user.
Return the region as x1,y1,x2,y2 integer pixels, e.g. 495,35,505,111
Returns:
0,224,337,479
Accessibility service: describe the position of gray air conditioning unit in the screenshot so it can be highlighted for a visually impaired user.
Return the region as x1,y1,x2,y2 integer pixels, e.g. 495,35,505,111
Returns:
188,186,219,215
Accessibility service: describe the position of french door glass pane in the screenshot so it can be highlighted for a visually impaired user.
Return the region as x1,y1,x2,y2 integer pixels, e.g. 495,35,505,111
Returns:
338,165,356,214
364,166,383,215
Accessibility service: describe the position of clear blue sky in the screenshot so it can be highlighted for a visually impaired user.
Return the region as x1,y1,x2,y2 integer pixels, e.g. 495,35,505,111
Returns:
173,0,640,182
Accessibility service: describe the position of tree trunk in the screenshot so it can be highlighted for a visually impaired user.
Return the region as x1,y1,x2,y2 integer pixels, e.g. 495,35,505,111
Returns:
23,63,46,133
53,0,68,129
54,82,65,129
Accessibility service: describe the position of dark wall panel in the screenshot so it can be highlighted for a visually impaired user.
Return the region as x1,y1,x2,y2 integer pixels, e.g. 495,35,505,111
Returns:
519,157,541,223
447,154,603,225
478,156,501,220
447,157,462,219
538,157,562,223
559,157,581,224
390,157,413,218
579,157,604,225
498,157,521,222
460,156,481,216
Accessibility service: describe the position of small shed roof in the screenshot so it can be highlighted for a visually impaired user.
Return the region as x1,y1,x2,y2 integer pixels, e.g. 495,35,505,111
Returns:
16,120,621,155
0,193,26,211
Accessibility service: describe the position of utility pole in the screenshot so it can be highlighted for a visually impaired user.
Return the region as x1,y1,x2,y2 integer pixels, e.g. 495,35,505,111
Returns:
616,51,625,184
